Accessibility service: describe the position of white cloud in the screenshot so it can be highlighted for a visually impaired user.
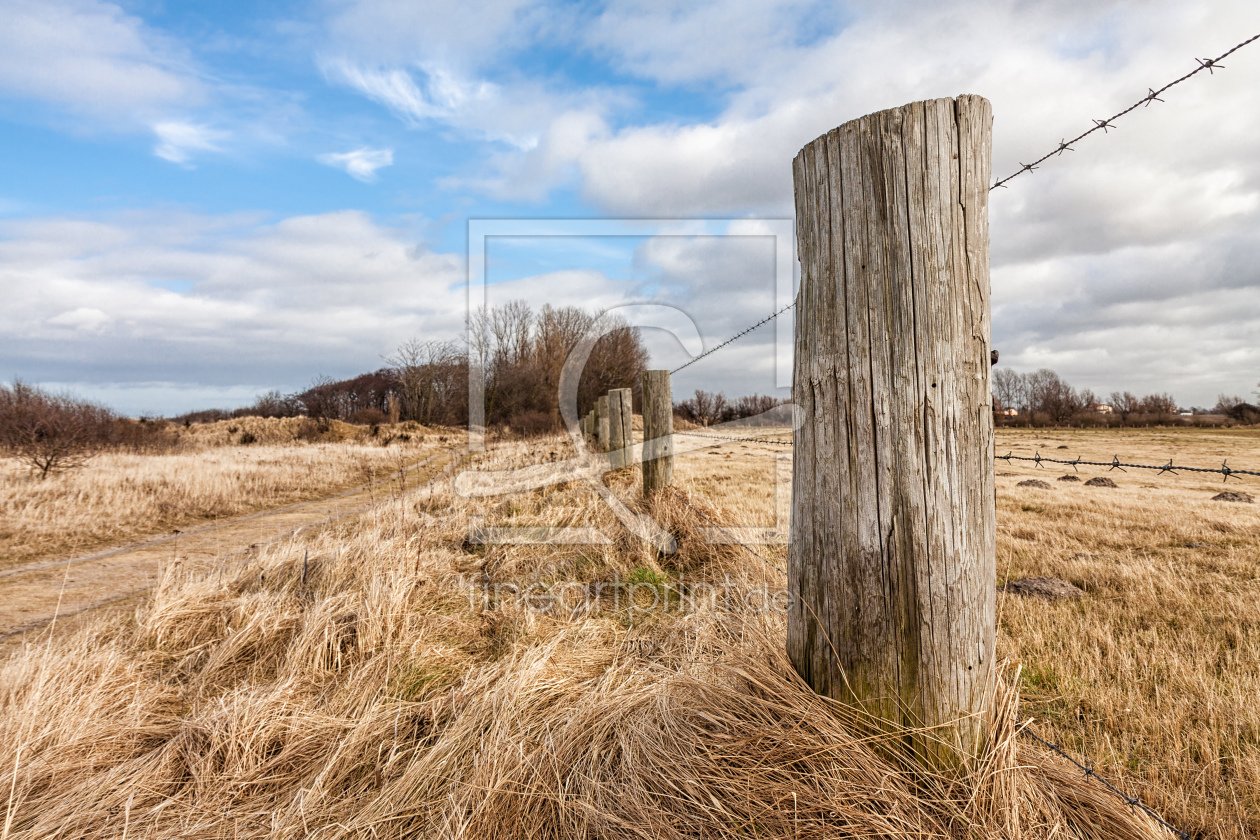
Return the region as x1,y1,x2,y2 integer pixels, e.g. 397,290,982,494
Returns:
318,147,395,181
0,210,468,413
152,121,227,164
0,0,201,119
46,306,112,332
321,59,450,124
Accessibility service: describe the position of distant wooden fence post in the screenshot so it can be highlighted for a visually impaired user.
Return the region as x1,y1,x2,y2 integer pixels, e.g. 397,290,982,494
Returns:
608,390,626,467
788,95,996,767
616,388,634,466
597,395,610,453
641,371,674,494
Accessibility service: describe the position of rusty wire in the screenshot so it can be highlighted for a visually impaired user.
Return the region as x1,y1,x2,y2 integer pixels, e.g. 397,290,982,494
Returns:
991,32,1260,189
1020,725,1190,840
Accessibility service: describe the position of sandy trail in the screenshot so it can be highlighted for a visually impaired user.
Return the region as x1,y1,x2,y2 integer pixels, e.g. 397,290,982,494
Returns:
0,447,464,646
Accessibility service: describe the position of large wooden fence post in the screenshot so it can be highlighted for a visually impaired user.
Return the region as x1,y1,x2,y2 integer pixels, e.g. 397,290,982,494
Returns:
788,95,996,766
641,371,674,494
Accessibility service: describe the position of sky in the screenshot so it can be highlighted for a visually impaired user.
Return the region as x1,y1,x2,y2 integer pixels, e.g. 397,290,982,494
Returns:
1,0,1259,416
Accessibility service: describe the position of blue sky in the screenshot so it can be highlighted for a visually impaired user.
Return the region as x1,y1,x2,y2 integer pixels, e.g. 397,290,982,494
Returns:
2,0,1260,415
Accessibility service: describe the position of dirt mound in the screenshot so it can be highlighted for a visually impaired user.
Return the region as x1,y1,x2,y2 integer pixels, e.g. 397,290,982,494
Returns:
1016,479,1051,489
1000,577,1085,601
1084,476,1118,488
1212,491,1253,503
1057,474,1080,482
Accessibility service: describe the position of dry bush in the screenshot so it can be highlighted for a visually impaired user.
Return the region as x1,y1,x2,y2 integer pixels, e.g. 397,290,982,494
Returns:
0,432,1179,839
508,410,560,438
0,382,117,478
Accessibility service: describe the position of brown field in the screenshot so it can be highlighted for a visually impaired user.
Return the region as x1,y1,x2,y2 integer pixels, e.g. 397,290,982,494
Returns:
0,418,448,572
0,424,1256,839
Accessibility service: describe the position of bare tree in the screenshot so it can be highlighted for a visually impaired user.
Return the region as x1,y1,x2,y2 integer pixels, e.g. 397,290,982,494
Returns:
1139,393,1178,415
1108,391,1140,421
992,368,1026,412
388,339,467,426
0,382,116,478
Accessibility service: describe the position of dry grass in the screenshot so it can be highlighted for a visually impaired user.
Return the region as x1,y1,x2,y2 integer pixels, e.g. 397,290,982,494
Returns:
989,428,1260,839
0,418,452,571
1,426,1255,838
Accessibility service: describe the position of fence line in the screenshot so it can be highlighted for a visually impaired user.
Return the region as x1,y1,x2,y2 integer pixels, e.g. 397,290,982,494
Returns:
998,451,1260,481
675,430,794,447
678,432,1260,482
670,487,1189,838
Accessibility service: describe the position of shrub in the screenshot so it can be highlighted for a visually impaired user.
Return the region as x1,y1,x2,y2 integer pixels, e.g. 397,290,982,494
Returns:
509,411,560,438
350,408,388,426
0,382,116,478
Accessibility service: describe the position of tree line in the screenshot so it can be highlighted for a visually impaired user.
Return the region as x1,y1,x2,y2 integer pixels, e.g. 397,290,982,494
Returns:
992,367,1260,426
674,390,788,426
178,302,650,434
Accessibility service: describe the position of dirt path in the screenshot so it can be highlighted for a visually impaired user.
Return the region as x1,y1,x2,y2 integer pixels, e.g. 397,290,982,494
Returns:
0,447,464,647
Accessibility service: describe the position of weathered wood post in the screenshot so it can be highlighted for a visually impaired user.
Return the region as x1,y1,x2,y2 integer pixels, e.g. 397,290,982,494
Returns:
788,95,996,767
641,371,674,494
597,395,610,453
608,389,626,468
616,388,634,466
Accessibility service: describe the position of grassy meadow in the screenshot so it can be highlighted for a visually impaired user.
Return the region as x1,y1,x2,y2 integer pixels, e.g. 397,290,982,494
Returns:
0,423,1256,838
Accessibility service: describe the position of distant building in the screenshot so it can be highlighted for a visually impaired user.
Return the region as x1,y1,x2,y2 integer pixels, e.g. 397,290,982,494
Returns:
1087,403,1113,414
997,407,1018,416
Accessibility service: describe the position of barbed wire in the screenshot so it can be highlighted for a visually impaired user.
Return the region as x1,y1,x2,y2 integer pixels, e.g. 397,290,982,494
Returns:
1020,725,1190,840
677,432,1259,481
670,301,797,375
998,451,1259,482
991,32,1260,189
676,429,794,447
665,34,1259,376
